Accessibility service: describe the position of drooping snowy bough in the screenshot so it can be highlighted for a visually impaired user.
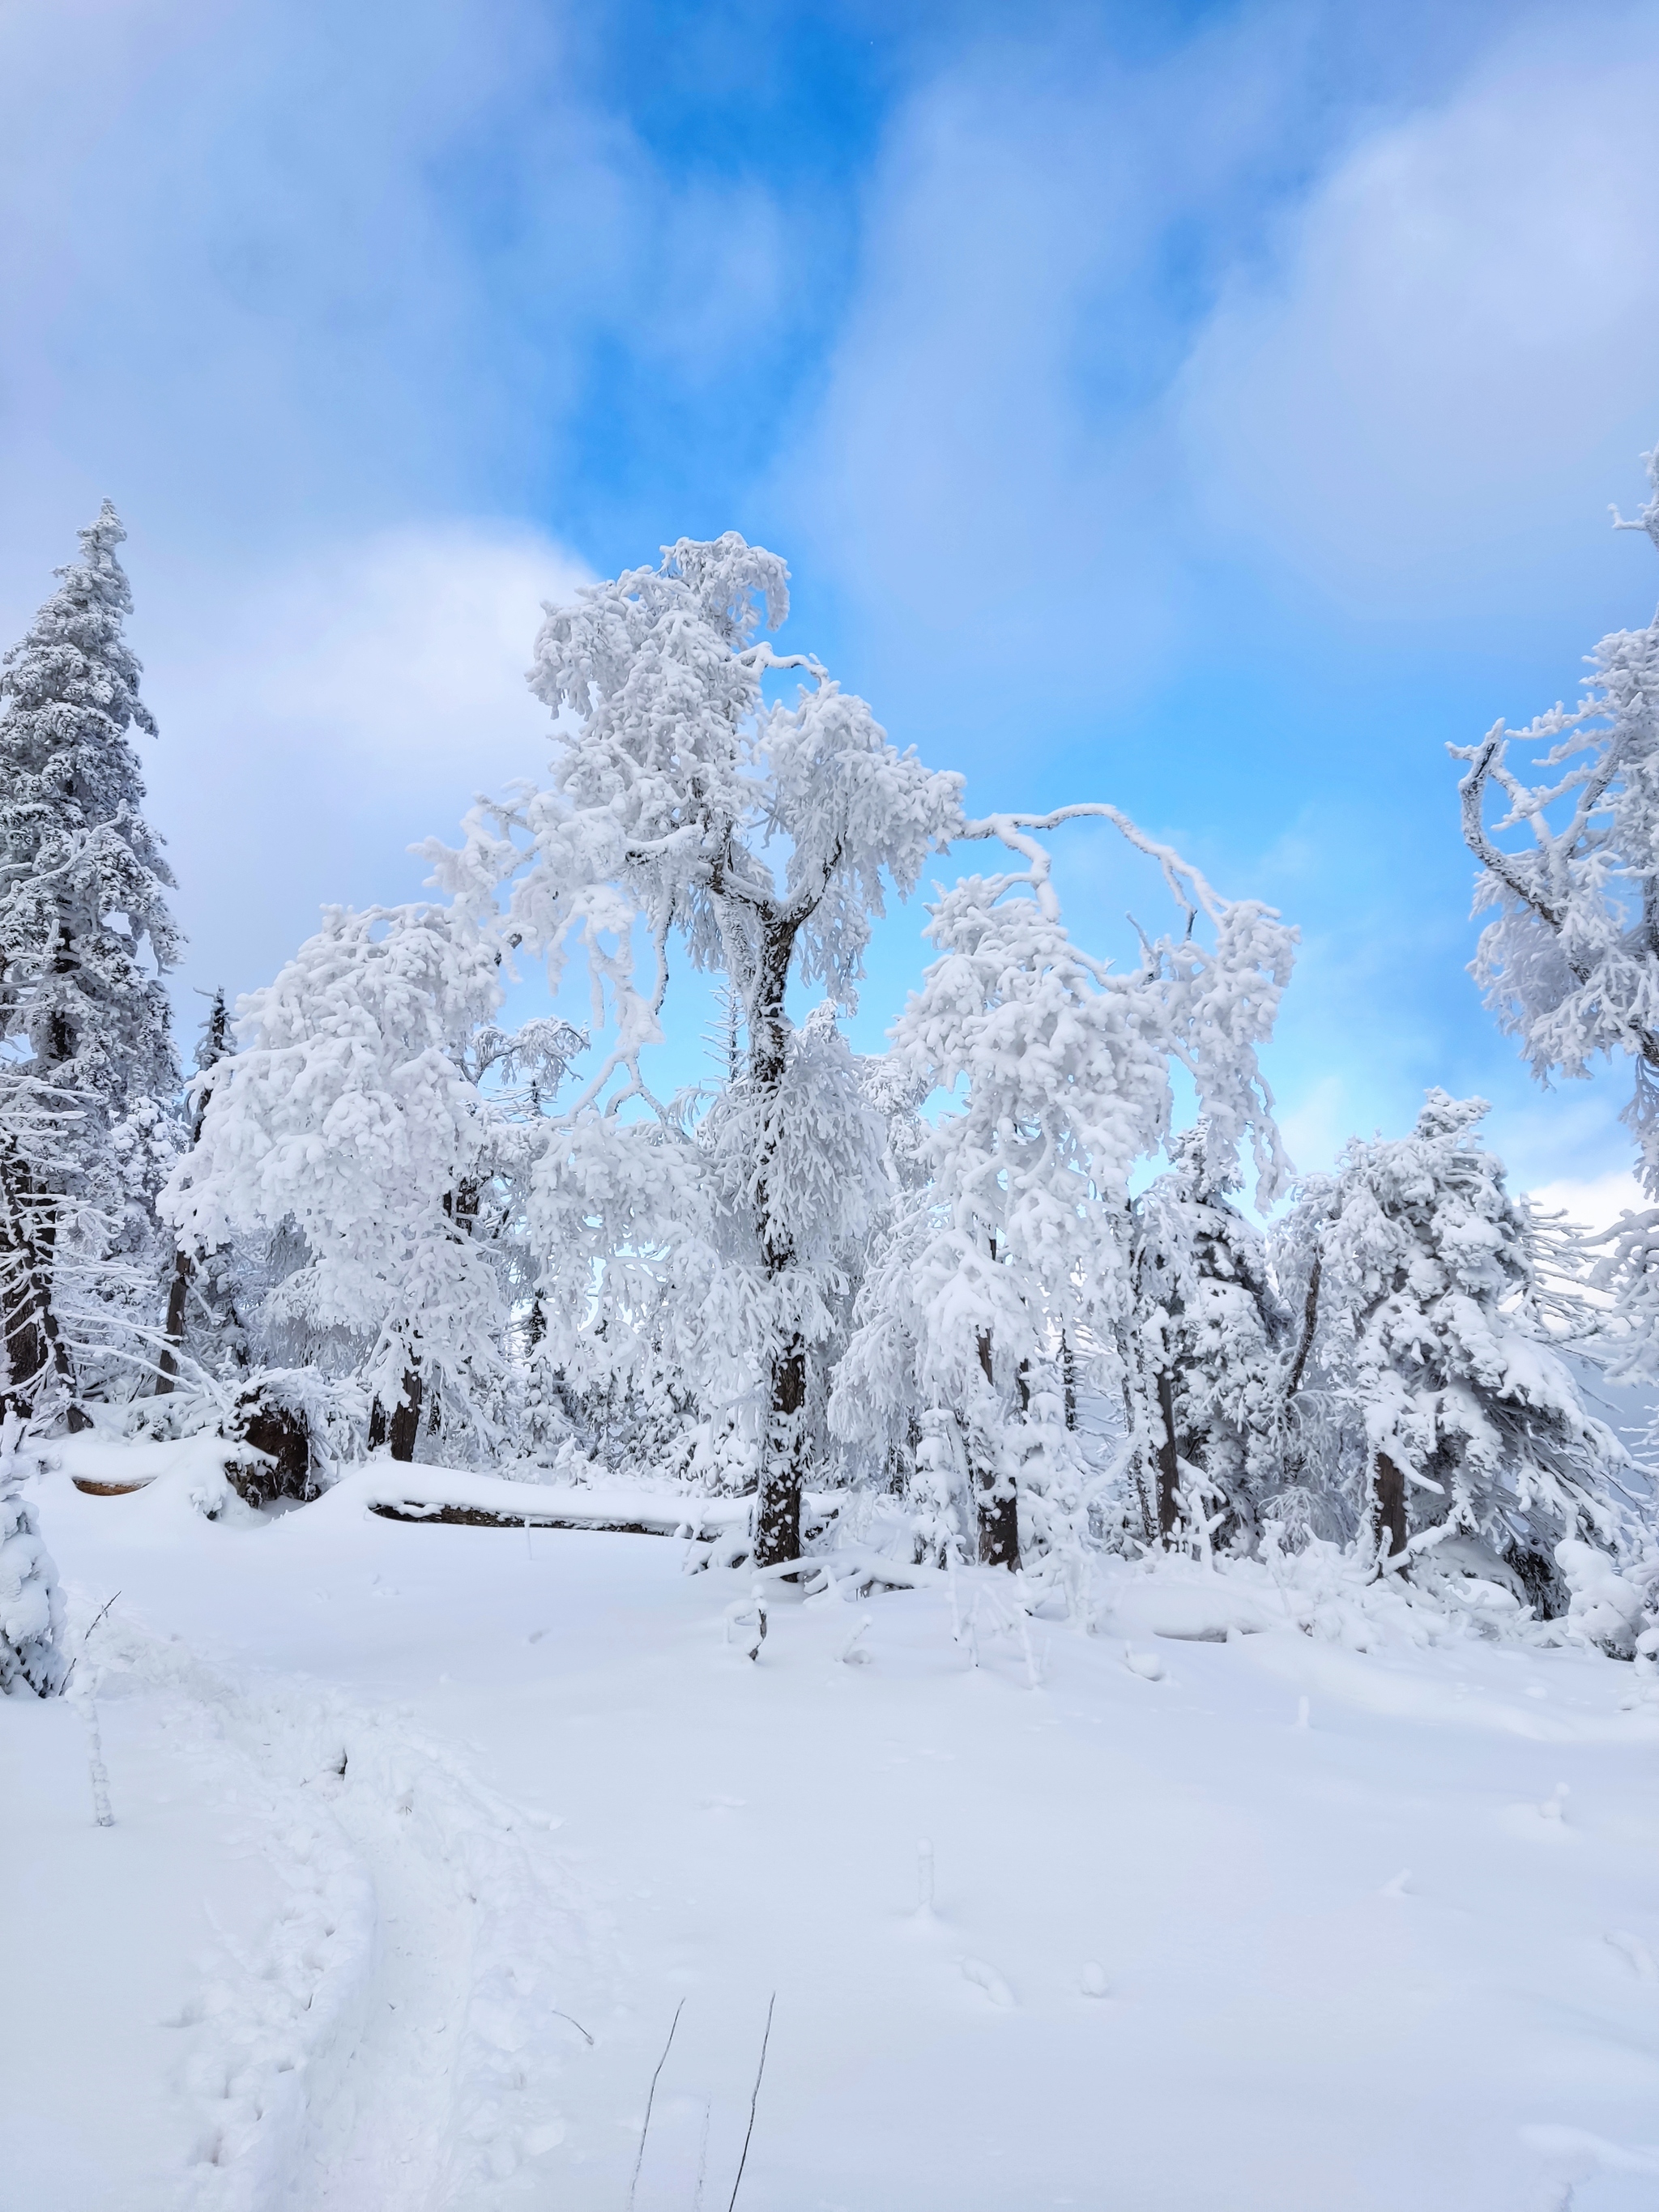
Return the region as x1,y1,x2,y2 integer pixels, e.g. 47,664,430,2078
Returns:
164,904,582,1468
831,805,1294,1571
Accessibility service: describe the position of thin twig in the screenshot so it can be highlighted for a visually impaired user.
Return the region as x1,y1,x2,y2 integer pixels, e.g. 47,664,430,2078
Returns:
550,2007,594,2046
726,1993,776,2212
83,1590,121,1643
627,1997,684,2210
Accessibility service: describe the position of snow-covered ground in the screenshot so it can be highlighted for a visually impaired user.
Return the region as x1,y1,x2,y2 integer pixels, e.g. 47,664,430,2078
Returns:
5,1443,1659,2212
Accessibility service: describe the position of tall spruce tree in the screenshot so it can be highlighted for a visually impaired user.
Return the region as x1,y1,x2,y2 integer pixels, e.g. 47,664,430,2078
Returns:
0,502,181,1426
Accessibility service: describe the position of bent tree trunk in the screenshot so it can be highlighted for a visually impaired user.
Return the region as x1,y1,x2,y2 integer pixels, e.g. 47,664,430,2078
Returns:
1372,1450,1408,1562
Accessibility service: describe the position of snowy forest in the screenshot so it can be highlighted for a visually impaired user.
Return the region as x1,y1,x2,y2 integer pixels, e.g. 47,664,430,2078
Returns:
6,479,1659,1642
5,469,1659,2210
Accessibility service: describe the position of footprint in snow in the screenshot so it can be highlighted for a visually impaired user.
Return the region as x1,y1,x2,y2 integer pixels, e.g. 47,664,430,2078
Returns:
1080,1962,1109,1998
1606,1931,1658,1981
962,1958,1015,2007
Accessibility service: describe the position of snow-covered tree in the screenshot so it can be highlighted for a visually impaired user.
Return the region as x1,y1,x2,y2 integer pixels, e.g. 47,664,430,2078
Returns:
1456,445,1659,1170
1125,1124,1287,1551
0,502,181,1423
1453,445,1659,1382
165,906,577,1460
832,817,1296,1570
154,988,234,1395
431,535,962,1562
1275,1091,1624,1584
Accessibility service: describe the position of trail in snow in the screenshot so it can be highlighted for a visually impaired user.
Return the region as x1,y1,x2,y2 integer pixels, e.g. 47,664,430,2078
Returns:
73,1604,608,2212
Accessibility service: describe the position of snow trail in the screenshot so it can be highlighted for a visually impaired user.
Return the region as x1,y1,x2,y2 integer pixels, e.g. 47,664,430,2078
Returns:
76,1604,605,2212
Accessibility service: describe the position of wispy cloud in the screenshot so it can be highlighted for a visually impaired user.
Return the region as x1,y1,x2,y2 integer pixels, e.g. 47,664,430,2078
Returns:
1179,6,1659,613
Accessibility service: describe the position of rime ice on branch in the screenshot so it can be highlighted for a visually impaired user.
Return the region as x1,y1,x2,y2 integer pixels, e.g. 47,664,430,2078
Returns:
1453,440,1659,1382
833,803,1296,1570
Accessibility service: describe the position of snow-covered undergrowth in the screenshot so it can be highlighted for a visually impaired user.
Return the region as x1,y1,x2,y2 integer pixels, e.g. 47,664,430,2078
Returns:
5,1444,1659,2212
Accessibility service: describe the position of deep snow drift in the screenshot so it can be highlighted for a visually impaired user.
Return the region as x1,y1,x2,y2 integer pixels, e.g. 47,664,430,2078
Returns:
4,1441,1658,2212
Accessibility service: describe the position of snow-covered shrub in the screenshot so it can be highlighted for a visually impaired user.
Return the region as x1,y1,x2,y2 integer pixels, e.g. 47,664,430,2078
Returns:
1555,1538,1648,1659
0,1421,65,1695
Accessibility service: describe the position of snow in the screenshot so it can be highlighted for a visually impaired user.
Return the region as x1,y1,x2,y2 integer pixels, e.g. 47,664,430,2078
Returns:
5,1450,1659,2211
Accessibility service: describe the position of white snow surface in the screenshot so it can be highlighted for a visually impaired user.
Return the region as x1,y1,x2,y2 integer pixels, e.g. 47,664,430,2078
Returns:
4,1445,1659,2212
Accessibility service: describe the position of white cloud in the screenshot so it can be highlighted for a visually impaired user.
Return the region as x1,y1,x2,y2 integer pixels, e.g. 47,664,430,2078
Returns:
1179,8,1659,611
1528,1167,1646,1234
134,522,588,1006
775,19,1308,726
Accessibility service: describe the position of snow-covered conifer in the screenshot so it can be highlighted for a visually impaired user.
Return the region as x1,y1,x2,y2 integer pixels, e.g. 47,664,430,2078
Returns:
1126,1125,1286,1550
0,503,181,1422
1276,1091,1623,1587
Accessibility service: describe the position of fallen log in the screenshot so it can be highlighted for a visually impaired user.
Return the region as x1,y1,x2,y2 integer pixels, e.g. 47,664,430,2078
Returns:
368,1499,711,1536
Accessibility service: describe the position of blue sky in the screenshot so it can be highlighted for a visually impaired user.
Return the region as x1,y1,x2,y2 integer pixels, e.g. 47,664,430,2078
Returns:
3,0,1659,1210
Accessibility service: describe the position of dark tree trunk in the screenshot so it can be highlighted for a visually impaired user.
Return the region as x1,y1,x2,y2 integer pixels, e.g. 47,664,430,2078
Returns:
153,1250,191,1395
1061,1331,1077,1433
388,1366,424,1463
756,1336,806,1564
973,1328,1021,1571
368,1397,388,1451
0,1143,84,1430
1372,1450,1408,1560
232,1391,315,1505
1155,1369,1180,1542
749,914,811,1569
1284,1243,1323,1404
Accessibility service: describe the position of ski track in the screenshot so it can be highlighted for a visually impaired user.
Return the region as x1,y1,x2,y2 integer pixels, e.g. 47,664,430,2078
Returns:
79,1607,606,2212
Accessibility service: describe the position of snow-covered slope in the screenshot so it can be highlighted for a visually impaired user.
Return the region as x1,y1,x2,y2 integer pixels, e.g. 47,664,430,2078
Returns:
4,1451,1658,2212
